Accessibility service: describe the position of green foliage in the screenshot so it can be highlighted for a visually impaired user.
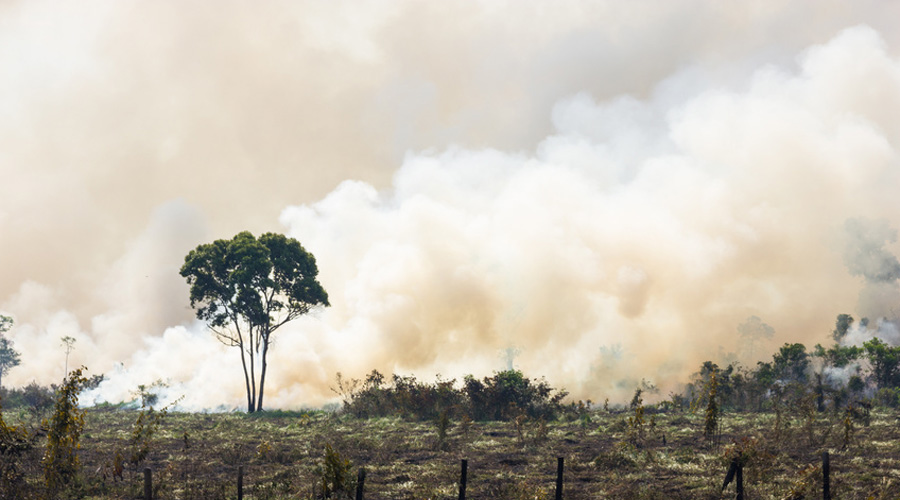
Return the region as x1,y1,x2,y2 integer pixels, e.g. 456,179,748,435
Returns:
464,370,568,421
841,404,855,450
181,231,329,413
874,387,900,408
773,343,810,383
833,313,854,342
0,381,56,422
338,369,568,422
21,382,55,420
814,342,864,368
863,337,900,389
626,389,646,447
337,370,464,420
43,367,89,495
319,443,353,498
0,314,21,389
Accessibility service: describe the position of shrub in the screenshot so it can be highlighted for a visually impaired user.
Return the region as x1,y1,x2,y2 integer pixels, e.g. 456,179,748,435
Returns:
43,367,89,495
0,382,55,420
319,443,354,498
464,370,568,421
0,395,35,498
626,389,646,447
339,369,567,421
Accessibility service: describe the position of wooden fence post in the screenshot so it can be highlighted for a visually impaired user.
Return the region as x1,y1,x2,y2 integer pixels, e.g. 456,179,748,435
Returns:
722,458,743,499
356,467,366,500
555,457,564,500
823,451,830,500
143,467,152,500
458,459,468,500
237,465,244,500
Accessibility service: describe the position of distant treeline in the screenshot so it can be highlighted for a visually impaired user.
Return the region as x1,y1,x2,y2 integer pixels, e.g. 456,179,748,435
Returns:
0,374,103,418
333,316,900,422
680,337,900,415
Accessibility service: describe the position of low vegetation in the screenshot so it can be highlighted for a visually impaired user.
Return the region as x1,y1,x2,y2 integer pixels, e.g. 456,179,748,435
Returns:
1,395,899,499
1,314,899,498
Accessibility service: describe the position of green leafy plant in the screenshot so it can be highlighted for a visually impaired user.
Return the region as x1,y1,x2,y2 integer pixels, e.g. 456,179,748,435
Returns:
42,367,88,495
0,315,21,390
434,409,451,451
319,443,354,498
626,388,646,447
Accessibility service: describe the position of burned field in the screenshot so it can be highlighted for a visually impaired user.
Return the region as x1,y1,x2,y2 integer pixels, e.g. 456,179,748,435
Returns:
4,403,900,499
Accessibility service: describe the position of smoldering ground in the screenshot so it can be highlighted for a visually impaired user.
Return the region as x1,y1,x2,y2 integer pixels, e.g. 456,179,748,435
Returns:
3,2,900,409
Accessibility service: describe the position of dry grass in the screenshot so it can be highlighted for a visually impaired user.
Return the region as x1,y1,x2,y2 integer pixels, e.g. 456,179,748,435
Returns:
2,406,900,499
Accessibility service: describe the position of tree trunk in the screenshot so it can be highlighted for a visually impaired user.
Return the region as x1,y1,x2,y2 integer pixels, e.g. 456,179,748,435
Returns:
248,331,257,413
238,340,254,413
257,337,269,412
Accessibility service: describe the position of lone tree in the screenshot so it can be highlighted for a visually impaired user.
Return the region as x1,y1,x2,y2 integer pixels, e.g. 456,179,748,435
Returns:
0,315,21,389
180,231,329,412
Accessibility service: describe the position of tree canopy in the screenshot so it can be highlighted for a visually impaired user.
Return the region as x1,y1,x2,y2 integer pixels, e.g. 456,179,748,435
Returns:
0,315,21,389
180,232,329,412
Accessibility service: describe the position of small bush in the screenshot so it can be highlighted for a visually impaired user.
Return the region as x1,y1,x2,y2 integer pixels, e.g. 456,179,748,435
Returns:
0,396,35,498
318,443,354,498
43,367,89,495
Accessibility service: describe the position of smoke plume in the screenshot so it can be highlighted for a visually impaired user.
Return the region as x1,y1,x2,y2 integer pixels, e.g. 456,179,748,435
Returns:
3,2,900,408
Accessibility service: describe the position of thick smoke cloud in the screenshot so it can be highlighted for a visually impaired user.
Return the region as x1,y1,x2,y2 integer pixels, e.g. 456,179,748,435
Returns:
841,217,900,330
3,2,900,408
843,218,900,284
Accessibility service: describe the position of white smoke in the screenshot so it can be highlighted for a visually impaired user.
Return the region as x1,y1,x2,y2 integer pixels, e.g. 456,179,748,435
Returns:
271,25,900,403
3,2,900,409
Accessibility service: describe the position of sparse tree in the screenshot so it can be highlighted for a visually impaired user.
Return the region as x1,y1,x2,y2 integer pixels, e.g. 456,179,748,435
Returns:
180,231,329,412
60,335,76,377
0,315,21,389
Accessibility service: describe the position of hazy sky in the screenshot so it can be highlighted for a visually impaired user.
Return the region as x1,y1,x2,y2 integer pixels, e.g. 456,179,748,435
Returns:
3,0,900,408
